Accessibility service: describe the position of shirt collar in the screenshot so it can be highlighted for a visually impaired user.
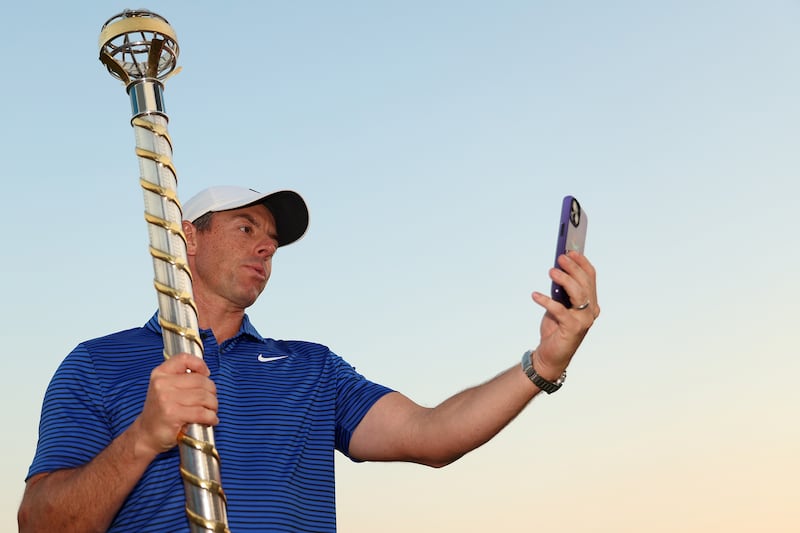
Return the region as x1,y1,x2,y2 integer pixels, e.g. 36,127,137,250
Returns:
144,311,265,342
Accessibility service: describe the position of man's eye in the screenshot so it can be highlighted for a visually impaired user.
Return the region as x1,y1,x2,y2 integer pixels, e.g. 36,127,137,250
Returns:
239,226,252,233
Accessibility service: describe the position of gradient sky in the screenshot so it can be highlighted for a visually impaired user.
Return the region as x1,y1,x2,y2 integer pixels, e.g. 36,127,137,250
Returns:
1,2,798,531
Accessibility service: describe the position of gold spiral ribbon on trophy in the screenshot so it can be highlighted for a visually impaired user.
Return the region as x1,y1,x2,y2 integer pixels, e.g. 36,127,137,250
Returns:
133,114,229,532
178,429,228,533
185,508,231,533
135,128,204,356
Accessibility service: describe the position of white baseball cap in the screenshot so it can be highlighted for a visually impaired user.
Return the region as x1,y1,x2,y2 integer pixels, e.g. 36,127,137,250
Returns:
183,186,309,247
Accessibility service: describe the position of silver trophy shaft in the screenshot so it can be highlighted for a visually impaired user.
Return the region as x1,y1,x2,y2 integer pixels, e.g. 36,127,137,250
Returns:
99,11,229,533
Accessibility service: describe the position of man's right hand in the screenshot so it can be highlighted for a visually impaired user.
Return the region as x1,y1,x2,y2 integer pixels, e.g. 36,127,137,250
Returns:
131,353,219,458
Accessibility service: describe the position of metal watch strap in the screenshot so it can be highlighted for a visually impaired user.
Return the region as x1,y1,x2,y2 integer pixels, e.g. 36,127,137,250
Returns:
521,350,566,394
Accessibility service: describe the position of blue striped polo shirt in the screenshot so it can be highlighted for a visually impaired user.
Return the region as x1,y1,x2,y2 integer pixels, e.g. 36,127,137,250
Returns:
28,312,393,532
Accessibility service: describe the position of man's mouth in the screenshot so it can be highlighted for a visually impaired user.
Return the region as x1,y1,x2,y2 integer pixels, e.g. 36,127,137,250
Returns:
245,263,267,280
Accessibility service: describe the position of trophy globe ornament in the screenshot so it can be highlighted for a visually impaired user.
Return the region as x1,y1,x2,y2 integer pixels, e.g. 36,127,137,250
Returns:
99,10,182,119
99,9,180,84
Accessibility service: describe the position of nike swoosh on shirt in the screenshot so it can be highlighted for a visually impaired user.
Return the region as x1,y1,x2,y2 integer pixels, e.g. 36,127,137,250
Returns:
257,354,289,363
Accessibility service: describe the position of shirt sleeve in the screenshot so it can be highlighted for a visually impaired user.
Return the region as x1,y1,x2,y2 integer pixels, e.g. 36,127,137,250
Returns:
26,344,113,480
331,352,393,460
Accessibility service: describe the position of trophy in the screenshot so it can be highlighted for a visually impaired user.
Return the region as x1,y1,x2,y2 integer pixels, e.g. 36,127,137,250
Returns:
98,10,230,532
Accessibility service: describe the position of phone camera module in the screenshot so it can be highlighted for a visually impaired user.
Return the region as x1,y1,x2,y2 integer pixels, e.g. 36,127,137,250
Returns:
569,198,581,228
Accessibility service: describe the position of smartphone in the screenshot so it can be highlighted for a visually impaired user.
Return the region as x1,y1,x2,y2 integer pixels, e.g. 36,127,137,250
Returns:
551,195,588,308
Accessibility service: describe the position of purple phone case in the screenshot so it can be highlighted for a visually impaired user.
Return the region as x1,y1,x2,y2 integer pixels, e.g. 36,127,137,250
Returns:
551,195,588,308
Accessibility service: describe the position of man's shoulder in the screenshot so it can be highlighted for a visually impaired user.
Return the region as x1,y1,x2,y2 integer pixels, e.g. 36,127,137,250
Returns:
51,322,162,384
81,323,161,349
69,322,163,372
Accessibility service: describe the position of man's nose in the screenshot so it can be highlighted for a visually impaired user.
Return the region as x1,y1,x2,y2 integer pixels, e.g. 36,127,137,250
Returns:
257,237,278,258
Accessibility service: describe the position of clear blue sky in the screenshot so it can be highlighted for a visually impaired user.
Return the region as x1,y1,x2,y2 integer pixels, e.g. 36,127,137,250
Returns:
1,2,798,531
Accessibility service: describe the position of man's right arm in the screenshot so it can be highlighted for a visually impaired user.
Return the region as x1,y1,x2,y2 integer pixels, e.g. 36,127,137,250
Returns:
18,353,219,533
18,418,159,532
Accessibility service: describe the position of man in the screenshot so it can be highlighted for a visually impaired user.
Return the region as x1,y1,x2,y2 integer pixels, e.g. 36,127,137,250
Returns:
19,186,599,532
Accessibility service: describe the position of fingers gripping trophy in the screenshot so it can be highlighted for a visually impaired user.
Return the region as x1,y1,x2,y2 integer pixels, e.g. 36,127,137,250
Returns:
98,10,230,532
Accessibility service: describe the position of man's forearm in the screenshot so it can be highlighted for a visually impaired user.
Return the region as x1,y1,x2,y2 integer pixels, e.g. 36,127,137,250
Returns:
18,420,158,532
350,363,541,467
416,364,540,465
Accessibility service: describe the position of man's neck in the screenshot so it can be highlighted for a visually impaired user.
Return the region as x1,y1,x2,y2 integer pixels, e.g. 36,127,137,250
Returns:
195,301,246,345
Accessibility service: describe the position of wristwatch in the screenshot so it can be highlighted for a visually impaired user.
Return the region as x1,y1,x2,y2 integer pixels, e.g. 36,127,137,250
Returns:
521,350,566,394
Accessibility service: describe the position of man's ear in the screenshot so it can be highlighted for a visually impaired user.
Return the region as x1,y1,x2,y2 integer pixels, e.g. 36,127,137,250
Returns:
183,220,197,256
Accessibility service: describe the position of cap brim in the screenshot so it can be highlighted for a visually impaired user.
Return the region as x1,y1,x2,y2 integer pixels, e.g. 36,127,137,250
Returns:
253,190,309,247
